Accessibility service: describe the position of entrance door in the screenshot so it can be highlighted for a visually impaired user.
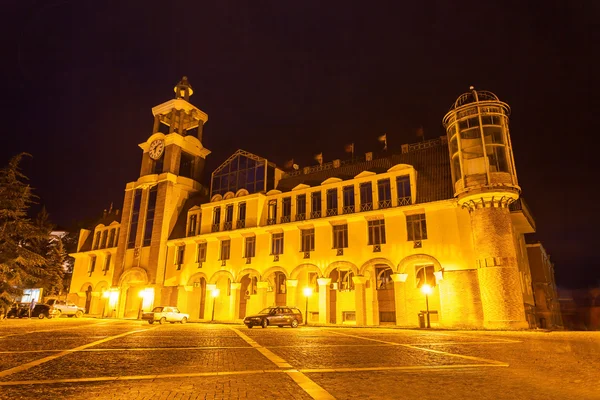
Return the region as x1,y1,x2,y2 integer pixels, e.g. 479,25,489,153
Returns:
274,272,287,306
376,266,396,323
85,286,92,314
239,275,251,318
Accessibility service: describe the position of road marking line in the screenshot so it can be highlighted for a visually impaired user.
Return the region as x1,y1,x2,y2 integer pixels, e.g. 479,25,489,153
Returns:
0,369,284,386
230,328,336,400
299,363,508,373
0,321,111,339
0,346,256,354
327,330,509,366
0,327,156,378
0,362,508,387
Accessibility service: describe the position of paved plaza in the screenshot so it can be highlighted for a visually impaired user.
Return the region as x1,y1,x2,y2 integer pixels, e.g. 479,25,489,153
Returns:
0,318,599,400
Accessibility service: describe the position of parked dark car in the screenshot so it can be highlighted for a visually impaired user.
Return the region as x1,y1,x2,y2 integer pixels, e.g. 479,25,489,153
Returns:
243,306,303,328
6,303,29,318
6,303,54,319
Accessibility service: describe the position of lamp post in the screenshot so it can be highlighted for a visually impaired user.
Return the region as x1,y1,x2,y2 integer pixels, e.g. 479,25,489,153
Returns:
421,284,432,328
211,288,220,322
303,287,313,326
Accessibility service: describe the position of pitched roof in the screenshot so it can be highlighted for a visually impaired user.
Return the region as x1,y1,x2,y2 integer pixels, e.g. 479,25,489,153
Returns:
276,139,453,204
169,191,209,240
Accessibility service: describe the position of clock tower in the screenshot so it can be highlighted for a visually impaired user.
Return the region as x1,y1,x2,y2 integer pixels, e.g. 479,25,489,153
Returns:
112,77,211,318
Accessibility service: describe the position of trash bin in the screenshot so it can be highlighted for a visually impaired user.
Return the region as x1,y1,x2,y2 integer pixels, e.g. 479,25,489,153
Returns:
418,312,425,328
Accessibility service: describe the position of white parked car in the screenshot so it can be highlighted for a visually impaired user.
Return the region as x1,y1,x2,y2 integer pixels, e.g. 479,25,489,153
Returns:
142,306,189,324
46,299,85,318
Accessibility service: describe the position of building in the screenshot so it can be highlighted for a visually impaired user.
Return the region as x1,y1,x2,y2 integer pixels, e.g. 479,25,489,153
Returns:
526,242,563,329
69,78,542,329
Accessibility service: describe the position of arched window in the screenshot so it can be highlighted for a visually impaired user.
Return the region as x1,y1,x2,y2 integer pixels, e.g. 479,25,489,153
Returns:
376,265,393,290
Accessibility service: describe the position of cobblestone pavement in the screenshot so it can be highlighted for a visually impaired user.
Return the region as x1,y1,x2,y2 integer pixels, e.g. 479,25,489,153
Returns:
1,318,599,399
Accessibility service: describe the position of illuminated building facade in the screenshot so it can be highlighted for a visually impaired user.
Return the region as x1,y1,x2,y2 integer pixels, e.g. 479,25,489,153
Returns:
69,79,540,328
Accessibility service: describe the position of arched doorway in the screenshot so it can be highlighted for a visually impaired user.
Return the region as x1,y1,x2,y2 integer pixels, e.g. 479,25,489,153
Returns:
85,285,92,314
187,273,208,320
263,268,287,307
117,267,149,319
327,263,357,325
239,274,258,318
375,265,395,323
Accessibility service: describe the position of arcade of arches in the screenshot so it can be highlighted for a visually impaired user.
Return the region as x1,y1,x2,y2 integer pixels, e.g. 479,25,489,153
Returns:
92,255,463,327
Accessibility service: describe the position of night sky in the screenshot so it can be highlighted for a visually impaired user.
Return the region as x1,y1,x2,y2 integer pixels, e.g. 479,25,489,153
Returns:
1,1,598,289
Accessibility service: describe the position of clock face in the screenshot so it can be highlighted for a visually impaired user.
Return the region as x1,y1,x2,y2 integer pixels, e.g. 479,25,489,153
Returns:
149,139,164,160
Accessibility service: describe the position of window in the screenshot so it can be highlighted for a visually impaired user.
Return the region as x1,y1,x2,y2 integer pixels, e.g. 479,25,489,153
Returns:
250,276,258,295
196,242,207,263
143,186,158,246
100,230,108,249
93,232,101,250
300,228,315,252
88,255,96,276
272,232,284,255
406,213,427,241
376,266,393,290
237,202,246,229
275,272,286,294
360,182,373,211
326,188,338,216
416,265,436,288
103,254,111,275
267,200,277,225
179,151,194,179
296,194,306,220
368,219,386,245
127,189,143,249
108,229,116,247
220,240,231,261
212,207,221,232
245,236,256,258
188,214,197,237
211,154,266,196
311,191,322,218
152,156,163,175
281,197,291,223
396,175,411,206
332,224,348,249
342,185,355,213
224,204,233,230
175,245,185,268
336,270,354,291
377,179,392,208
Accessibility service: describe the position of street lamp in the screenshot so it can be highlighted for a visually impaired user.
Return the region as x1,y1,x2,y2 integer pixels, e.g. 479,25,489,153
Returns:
421,284,432,328
211,288,220,322
303,287,313,326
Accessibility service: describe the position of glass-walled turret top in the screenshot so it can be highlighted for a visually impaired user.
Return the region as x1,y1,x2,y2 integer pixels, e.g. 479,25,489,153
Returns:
442,87,519,198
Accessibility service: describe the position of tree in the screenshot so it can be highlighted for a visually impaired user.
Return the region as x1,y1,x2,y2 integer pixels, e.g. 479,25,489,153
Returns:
0,154,46,313
32,207,66,296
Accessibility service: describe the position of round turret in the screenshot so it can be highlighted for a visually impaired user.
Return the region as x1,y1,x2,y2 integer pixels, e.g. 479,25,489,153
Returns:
442,87,519,207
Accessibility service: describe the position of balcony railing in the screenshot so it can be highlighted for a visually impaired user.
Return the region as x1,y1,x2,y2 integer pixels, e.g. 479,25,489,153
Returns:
236,220,245,229
378,199,392,209
326,208,338,216
310,210,322,219
397,196,411,206
296,213,306,221
342,205,355,214
211,224,220,233
280,215,291,223
223,221,232,231
266,218,276,226
360,202,373,212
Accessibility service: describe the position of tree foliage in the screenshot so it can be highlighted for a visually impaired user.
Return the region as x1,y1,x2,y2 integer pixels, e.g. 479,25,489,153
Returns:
0,154,66,309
